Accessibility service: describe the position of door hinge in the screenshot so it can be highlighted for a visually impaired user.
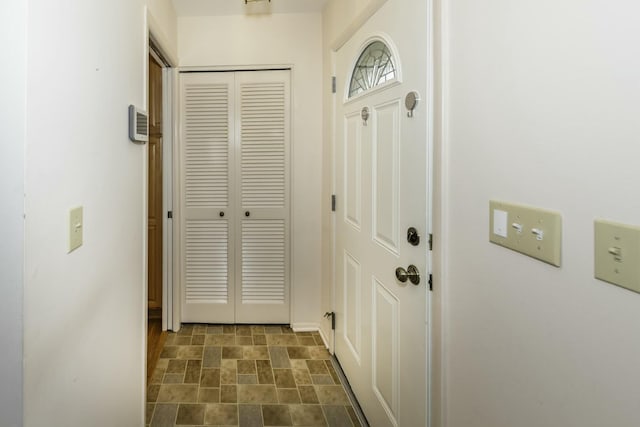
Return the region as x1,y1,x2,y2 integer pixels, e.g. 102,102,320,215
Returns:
331,76,337,94
428,274,433,291
167,211,173,219
331,194,336,212
324,311,336,330
428,233,433,251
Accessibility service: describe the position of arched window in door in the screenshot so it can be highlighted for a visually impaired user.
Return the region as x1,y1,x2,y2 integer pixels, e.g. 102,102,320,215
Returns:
348,39,397,98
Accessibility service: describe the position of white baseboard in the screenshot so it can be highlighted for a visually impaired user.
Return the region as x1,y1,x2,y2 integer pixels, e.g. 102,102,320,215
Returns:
318,326,331,351
291,323,332,353
291,322,320,333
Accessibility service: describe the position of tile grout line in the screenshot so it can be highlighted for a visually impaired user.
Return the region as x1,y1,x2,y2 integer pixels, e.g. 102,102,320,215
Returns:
149,324,360,426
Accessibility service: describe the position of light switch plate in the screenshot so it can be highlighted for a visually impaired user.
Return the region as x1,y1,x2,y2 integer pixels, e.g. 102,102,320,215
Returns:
594,219,640,294
69,206,83,253
489,200,562,267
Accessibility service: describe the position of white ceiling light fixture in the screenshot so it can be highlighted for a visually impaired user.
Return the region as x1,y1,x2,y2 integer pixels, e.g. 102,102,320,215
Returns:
172,1,327,17
244,0,271,14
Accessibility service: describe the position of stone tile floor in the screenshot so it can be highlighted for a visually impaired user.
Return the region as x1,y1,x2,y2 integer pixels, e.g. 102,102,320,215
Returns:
147,324,363,426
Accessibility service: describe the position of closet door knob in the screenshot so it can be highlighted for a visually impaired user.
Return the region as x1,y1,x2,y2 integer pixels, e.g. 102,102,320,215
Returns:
219,211,225,217
245,211,250,217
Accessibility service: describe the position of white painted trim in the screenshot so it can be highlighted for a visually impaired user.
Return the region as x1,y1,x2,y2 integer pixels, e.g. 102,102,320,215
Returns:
425,1,436,425
288,66,296,327
178,64,293,73
291,323,320,333
330,0,389,52
302,324,332,353
318,326,332,352
161,67,175,332
148,11,179,333
171,68,182,333
432,0,450,426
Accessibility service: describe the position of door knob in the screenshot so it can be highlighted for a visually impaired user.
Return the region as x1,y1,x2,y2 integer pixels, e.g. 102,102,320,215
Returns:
395,265,420,285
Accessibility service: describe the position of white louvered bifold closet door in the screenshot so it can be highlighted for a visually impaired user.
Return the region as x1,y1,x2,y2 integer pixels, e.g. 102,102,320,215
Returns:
234,70,290,323
180,70,290,324
180,72,236,323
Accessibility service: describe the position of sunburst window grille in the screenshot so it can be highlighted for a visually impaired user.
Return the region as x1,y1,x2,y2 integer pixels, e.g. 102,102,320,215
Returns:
348,40,397,98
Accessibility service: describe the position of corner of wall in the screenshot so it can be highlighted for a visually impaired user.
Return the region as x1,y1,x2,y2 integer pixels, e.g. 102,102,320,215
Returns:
0,0,26,424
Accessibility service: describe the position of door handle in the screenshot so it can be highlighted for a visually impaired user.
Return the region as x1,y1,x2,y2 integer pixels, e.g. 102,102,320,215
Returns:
395,265,420,285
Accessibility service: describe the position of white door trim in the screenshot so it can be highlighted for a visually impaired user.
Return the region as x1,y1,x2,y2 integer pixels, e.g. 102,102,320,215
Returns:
148,29,178,333
431,0,449,425
161,66,177,332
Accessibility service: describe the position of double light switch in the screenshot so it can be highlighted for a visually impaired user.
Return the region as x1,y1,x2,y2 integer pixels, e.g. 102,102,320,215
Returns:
489,200,640,294
489,200,562,267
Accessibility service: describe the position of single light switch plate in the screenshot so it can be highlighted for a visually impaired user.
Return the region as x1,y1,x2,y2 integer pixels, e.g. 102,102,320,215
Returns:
594,219,640,294
489,200,562,267
69,206,83,253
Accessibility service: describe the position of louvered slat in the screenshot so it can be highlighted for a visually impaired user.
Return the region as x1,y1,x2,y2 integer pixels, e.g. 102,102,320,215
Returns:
184,83,229,208
242,220,286,303
240,82,286,208
185,220,228,303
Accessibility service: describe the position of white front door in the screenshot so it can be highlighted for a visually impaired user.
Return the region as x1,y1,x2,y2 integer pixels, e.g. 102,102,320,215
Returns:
334,1,430,425
180,70,291,324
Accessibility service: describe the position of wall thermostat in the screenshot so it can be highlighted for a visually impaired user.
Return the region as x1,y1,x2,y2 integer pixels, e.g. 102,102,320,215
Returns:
129,105,148,143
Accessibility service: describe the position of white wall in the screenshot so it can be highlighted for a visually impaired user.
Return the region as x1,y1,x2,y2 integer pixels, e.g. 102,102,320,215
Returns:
443,1,640,426
178,13,324,329
0,1,27,425
147,0,178,62
22,0,160,425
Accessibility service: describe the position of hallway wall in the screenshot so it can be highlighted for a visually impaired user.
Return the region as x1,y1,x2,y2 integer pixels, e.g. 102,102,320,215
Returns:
0,1,27,425
21,0,176,425
147,0,178,61
444,0,640,426
177,12,323,329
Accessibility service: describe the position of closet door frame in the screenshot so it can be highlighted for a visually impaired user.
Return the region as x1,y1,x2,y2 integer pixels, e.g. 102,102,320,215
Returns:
178,66,293,325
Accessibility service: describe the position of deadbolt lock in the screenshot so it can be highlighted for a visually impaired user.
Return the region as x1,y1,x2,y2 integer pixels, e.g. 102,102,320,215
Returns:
407,227,420,246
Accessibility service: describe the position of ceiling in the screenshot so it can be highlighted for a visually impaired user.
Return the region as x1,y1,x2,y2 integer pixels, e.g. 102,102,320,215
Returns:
171,0,328,16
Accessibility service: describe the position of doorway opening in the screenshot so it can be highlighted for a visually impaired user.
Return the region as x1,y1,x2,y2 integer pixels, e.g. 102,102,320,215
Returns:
147,49,166,381
146,36,176,382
